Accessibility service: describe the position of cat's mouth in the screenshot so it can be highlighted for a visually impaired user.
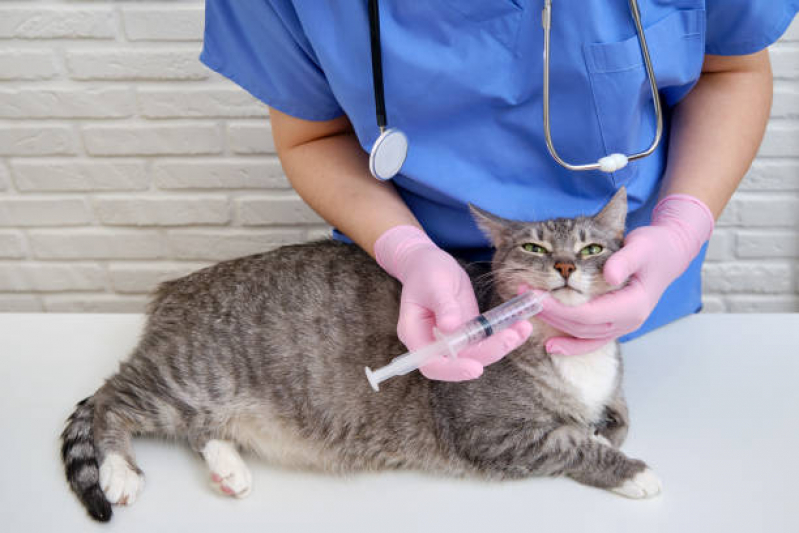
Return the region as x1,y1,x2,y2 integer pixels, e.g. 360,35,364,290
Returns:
552,284,583,294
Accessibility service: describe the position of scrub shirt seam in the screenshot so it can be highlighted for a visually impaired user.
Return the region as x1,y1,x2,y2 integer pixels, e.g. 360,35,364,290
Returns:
581,47,615,183
198,50,346,122
586,35,702,75
591,33,701,74
508,9,524,57
704,6,797,56
591,63,645,75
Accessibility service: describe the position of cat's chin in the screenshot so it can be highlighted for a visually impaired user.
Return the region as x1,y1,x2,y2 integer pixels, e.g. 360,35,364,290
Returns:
549,288,591,307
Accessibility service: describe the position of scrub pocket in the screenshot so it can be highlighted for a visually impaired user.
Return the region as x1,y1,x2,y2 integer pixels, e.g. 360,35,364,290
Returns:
583,8,705,185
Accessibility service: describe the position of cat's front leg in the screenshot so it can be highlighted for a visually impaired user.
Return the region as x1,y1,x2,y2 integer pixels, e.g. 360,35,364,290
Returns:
542,426,661,499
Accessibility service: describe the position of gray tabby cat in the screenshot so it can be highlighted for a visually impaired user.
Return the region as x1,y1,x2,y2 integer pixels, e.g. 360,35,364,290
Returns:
61,186,660,522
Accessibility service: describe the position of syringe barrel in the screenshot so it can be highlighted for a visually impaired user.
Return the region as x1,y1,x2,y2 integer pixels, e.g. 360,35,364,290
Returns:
436,292,544,354
364,338,450,391
385,341,447,376
478,291,544,335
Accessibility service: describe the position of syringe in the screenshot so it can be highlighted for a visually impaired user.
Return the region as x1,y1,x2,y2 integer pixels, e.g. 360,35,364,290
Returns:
365,291,544,391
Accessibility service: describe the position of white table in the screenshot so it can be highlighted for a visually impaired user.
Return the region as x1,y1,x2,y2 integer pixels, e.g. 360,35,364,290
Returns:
0,313,797,532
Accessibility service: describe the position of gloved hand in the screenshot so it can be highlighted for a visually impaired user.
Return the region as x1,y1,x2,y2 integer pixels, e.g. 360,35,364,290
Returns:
537,194,715,356
375,226,533,381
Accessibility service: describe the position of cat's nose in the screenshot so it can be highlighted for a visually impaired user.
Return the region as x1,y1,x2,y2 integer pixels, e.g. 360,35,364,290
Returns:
554,262,576,279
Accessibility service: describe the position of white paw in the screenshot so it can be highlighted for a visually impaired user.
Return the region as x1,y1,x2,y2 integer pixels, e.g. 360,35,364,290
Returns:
202,440,252,498
99,453,144,506
611,468,662,499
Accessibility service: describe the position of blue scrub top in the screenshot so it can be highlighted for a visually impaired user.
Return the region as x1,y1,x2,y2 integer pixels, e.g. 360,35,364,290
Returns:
201,0,798,341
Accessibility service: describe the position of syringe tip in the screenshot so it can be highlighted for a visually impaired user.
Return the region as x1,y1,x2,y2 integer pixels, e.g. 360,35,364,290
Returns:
364,367,380,392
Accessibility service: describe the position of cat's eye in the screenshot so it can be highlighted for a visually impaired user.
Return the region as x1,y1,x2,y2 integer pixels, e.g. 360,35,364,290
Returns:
579,244,604,257
522,243,548,254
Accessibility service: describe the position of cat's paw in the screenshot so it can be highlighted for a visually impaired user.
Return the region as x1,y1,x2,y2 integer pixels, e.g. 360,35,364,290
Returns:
611,467,662,499
99,453,145,506
202,440,252,498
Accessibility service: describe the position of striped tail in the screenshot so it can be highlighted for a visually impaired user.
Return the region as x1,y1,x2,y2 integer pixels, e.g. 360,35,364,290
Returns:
60,397,112,522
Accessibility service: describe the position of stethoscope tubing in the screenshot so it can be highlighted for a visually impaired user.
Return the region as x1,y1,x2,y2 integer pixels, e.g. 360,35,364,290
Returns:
367,0,664,177
542,0,664,171
368,0,387,132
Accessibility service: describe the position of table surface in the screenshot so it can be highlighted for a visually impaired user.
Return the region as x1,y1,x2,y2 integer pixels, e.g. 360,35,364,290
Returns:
0,312,797,532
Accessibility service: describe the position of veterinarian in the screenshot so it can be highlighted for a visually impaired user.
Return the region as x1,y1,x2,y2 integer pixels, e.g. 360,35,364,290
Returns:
201,1,797,380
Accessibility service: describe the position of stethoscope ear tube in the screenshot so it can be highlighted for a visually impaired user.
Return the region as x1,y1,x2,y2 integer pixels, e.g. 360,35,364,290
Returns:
368,0,387,130
542,0,664,173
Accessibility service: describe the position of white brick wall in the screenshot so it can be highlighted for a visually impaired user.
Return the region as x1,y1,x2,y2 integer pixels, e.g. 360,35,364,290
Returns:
0,1,797,313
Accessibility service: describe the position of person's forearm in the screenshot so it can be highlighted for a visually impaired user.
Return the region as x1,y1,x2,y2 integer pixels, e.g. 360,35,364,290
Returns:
659,50,773,219
271,109,420,258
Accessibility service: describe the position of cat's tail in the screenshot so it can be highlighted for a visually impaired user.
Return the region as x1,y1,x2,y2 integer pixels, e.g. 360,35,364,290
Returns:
60,396,113,522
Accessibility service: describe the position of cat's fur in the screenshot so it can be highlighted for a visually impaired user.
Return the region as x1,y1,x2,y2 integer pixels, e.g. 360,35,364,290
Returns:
61,187,660,522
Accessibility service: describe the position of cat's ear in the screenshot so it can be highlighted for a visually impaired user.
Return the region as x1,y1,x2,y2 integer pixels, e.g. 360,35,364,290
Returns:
469,203,514,247
594,187,627,237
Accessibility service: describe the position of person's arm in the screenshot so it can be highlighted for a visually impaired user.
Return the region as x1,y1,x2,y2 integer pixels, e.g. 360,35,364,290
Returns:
271,107,532,379
536,51,773,356
658,50,773,217
270,107,420,258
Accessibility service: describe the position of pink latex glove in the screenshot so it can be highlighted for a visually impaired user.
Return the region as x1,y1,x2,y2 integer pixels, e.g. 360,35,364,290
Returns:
537,194,715,356
375,226,533,381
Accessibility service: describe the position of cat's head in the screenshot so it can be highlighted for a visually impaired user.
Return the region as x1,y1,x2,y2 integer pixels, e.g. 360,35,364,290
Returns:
470,187,627,306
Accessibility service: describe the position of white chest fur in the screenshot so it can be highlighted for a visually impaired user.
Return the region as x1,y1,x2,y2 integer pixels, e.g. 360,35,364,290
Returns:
550,342,619,420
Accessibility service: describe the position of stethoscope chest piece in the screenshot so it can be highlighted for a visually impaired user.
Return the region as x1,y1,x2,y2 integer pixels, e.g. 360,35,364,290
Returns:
367,0,408,181
369,128,408,181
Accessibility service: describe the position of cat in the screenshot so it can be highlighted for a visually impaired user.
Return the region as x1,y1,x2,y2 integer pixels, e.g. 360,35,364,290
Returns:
61,186,660,522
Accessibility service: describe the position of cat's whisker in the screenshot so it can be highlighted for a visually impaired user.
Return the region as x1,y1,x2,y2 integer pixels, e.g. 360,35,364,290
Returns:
473,266,533,301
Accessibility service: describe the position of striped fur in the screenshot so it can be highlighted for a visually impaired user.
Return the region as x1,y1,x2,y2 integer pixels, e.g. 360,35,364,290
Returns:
60,397,112,522
60,187,660,522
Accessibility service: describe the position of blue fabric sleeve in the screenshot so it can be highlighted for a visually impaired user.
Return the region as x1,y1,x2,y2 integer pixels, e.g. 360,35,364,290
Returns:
200,0,344,121
705,0,799,55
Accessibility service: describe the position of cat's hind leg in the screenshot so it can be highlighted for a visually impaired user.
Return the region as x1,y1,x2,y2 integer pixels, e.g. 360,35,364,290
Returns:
98,453,145,506
92,387,148,508
200,440,253,498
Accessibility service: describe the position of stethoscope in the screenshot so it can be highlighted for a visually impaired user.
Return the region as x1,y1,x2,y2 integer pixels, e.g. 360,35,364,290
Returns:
367,0,408,181
367,0,664,180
